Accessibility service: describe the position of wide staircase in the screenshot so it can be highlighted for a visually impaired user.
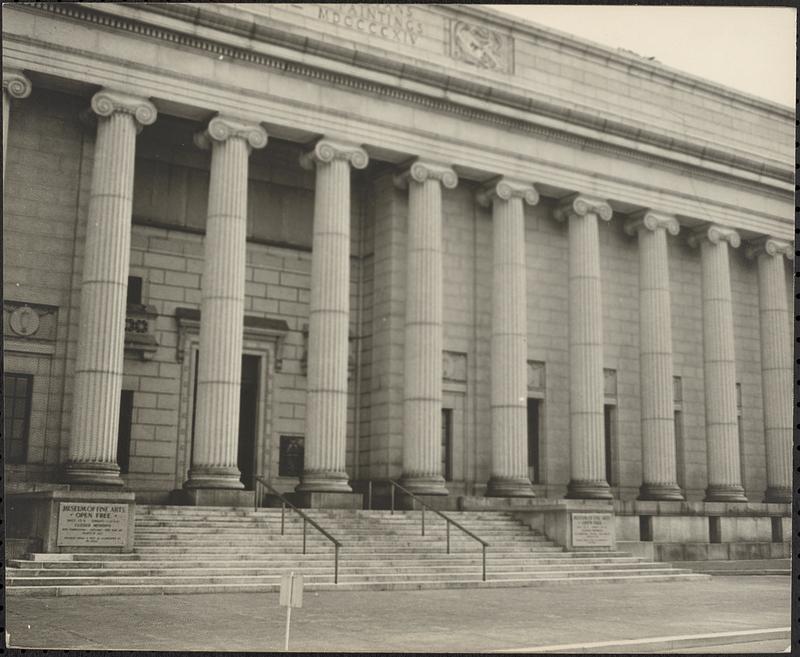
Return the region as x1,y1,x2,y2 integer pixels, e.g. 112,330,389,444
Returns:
6,505,708,596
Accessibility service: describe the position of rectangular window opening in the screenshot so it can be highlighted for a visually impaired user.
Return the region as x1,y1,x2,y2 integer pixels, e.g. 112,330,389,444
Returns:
3,373,33,464
127,276,143,306
441,408,453,482
527,398,541,484
771,517,783,544
279,435,304,478
117,390,134,474
603,404,616,487
709,516,722,544
639,515,654,542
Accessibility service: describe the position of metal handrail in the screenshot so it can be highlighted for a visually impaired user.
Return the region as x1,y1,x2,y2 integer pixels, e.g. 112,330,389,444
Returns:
253,476,342,584
367,479,489,581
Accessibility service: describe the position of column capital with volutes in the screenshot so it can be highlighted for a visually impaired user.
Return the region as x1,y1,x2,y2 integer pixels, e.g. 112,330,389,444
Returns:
745,236,793,261
3,69,32,99
476,176,539,208
194,115,268,151
90,89,157,130
624,210,680,236
394,160,458,190
687,223,741,249
299,138,368,170
554,193,613,222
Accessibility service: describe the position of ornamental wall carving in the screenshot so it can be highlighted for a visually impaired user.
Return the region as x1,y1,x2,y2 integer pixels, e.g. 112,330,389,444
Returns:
449,20,513,74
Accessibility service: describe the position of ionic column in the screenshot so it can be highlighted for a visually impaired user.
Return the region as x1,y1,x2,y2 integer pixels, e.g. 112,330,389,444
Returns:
394,161,458,495
554,194,613,499
478,178,539,498
185,116,267,489
746,237,792,504
3,69,32,180
66,90,157,486
296,139,368,493
688,224,747,502
625,211,684,501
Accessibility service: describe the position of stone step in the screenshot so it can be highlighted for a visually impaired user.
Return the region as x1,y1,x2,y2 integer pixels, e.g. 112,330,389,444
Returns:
8,555,645,569
133,526,526,536
134,531,555,547
5,561,670,578
5,573,710,597
130,544,565,555
6,566,695,587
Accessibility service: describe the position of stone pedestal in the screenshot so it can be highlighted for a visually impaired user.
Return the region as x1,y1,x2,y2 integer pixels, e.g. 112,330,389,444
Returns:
554,195,613,500
625,211,684,501
394,161,458,496
296,139,368,494
7,489,136,554
185,116,267,490
747,237,792,504
478,178,538,498
689,225,747,503
3,69,31,180
66,90,157,487
288,492,364,510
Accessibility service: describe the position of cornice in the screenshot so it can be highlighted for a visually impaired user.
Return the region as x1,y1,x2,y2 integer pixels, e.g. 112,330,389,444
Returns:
20,2,791,189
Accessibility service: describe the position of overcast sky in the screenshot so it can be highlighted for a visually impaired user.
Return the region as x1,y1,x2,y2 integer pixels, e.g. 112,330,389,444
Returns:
486,5,796,108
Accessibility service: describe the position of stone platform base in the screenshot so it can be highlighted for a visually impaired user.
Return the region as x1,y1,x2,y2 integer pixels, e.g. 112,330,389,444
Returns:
283,492,364,509
171,488,256,507
7,488,136,553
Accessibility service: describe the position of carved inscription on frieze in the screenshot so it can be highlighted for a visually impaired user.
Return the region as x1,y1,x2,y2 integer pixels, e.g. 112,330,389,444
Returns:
307,4,424,45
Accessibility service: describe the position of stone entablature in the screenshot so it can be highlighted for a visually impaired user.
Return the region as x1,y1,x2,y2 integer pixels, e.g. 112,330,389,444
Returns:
52,3,793,172
3,4,790,242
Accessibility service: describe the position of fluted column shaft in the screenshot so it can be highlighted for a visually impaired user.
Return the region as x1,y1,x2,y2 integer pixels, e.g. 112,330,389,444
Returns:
689,225,747,502
186,116,267,489
479,179,539,497
3,70,32,181
296,140,368,493
748,238,792,503
626,212,684,501
66,90,157,486
555,195,613,499
395,161,458,495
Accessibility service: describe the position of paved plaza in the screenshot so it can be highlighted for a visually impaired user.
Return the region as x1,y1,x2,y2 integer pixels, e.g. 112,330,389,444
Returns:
7,576,789,652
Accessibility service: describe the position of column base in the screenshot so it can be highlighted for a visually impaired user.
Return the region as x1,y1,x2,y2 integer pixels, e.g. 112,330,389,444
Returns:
296,471,352,494
566,479,613,500
399,475,449,496
485,476,536,498
638,483,684,501
184,466,244,490
764,486,791,504
64,461,125,488
704,484,747,503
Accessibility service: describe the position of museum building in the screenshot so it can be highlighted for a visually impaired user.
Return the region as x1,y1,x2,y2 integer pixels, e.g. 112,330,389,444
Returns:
3,3,793,560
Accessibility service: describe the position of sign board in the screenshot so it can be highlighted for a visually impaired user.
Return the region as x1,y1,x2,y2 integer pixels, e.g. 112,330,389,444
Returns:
280,572,304,608
57,502,129,547
571,512,613,547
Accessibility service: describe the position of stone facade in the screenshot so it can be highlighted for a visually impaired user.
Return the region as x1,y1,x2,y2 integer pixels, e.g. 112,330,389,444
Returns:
3,2,792,531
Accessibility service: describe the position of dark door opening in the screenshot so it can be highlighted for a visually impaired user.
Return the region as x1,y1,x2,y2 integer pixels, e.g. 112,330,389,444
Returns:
191,352,261,490
527,398,540,484
238,355,260,490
